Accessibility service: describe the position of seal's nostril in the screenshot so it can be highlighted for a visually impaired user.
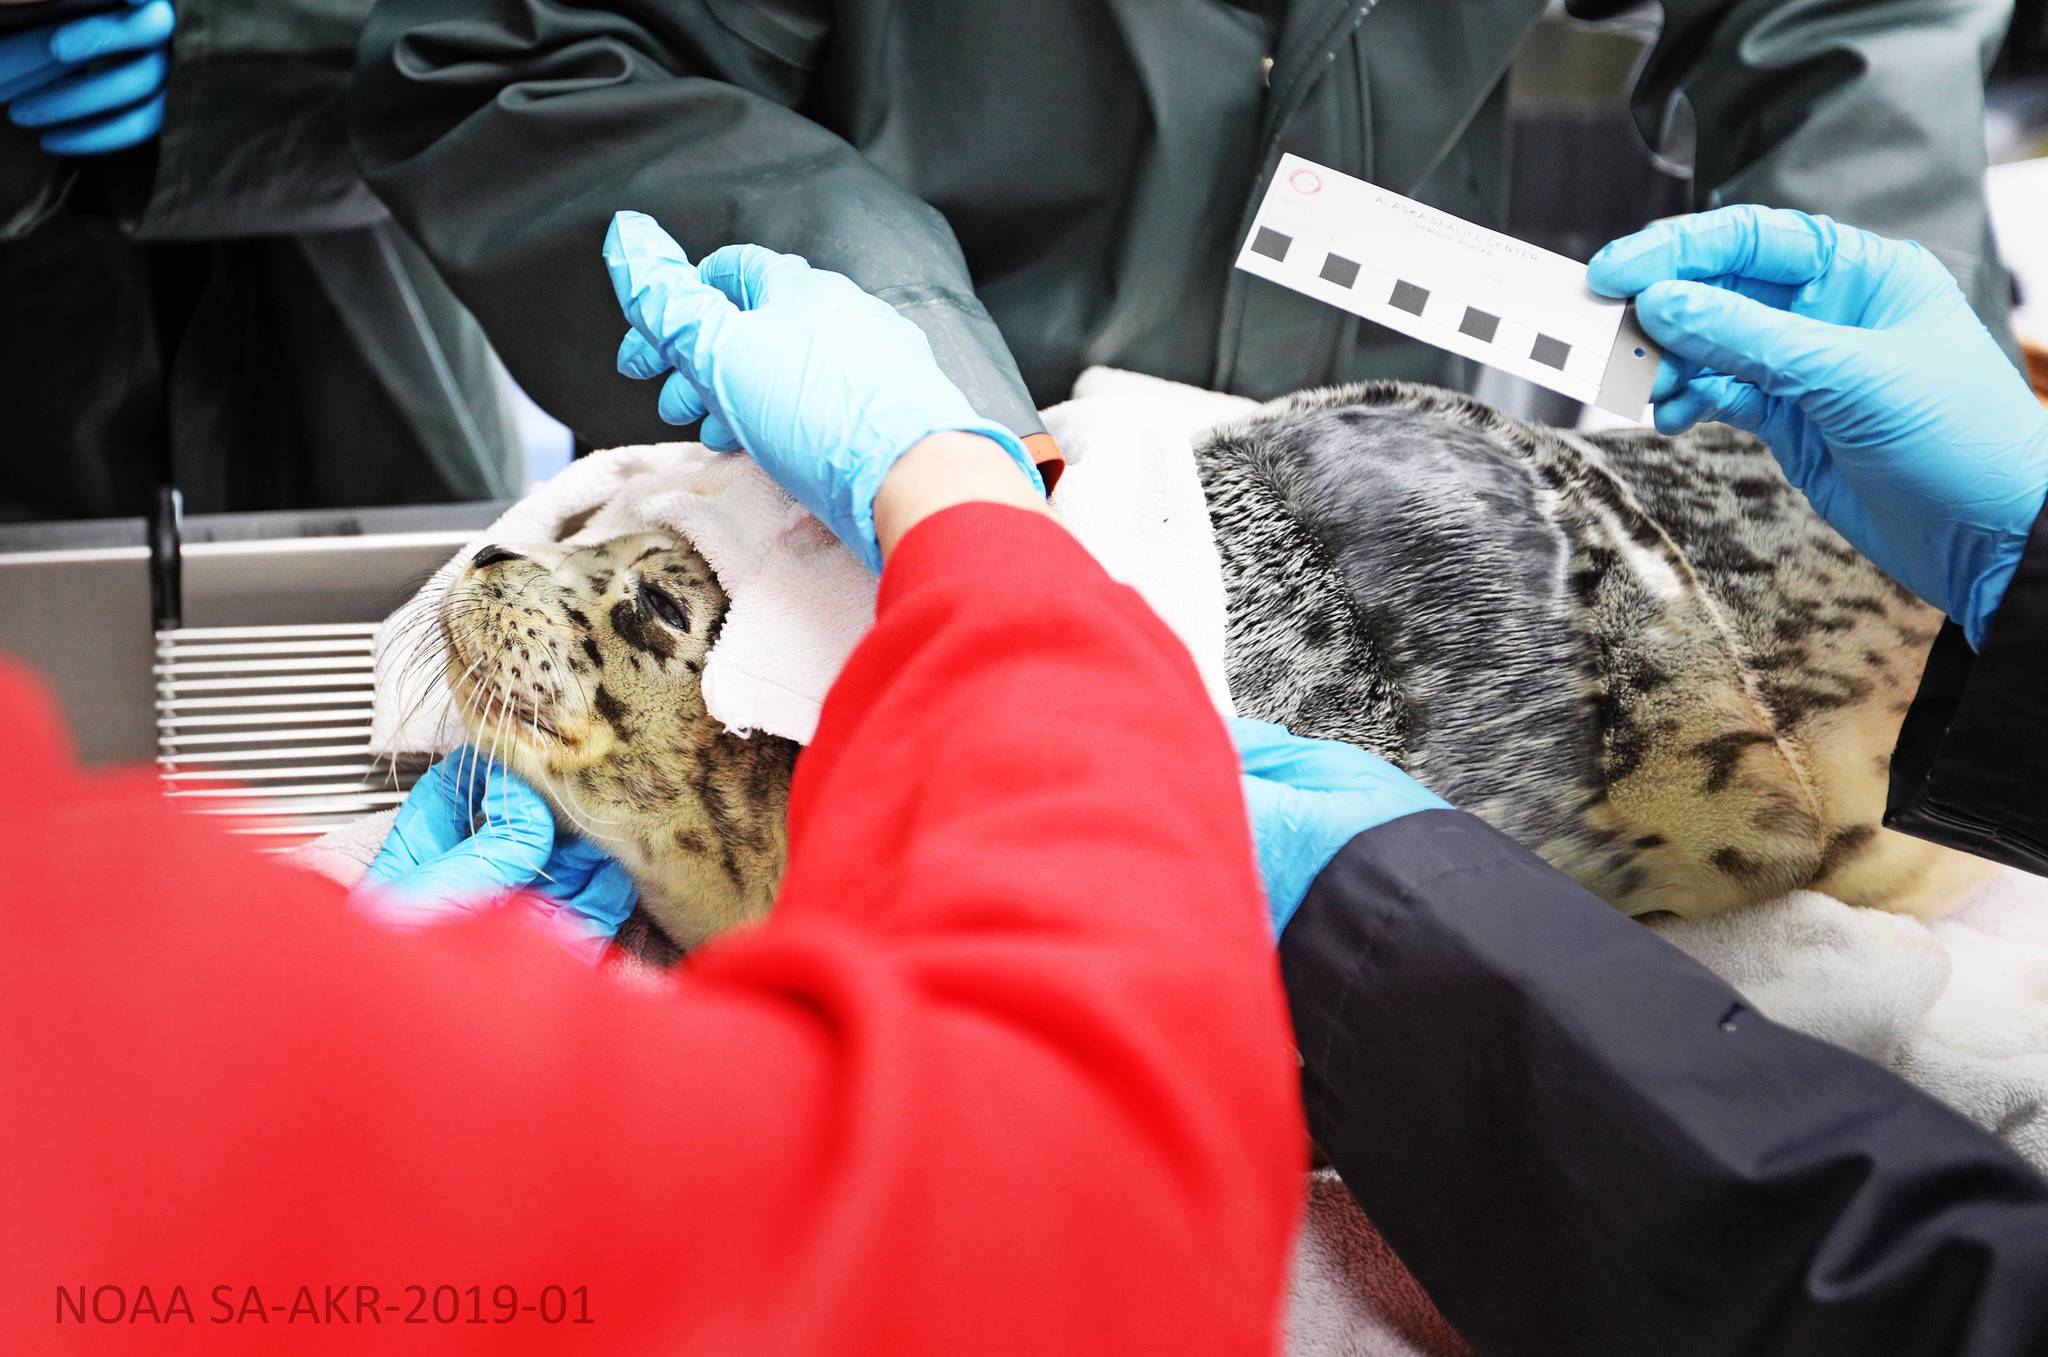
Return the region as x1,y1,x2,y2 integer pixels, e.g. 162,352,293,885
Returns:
472,545,524,569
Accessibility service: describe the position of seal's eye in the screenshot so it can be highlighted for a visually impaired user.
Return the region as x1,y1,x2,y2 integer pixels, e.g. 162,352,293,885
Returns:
640,581,692,633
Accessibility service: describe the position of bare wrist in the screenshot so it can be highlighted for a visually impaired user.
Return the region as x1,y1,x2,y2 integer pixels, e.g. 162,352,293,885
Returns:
873,431,1049,560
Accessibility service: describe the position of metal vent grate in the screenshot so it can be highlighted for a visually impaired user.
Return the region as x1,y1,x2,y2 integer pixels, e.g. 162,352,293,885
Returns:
155,623,427,853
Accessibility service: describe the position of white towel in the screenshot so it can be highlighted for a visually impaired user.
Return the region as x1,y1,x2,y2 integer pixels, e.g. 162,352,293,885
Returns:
374,367,1246,753
1654,872,2048,1168
1286,1172,1469,1356
291,807,397,889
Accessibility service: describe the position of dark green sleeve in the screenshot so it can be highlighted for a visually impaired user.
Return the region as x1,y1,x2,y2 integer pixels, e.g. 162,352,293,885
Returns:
140,0,388,237
350,0,1040,450
1569,0,2018,349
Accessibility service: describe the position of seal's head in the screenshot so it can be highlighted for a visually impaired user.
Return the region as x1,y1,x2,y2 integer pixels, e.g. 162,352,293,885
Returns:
442,532,723,772
438,532,797,953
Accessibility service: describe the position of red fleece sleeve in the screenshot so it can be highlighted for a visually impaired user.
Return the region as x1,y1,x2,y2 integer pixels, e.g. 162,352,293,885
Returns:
0,504,1302,1355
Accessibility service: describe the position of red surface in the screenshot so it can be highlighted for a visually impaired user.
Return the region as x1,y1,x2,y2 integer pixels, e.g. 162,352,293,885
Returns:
0,504,1302,1353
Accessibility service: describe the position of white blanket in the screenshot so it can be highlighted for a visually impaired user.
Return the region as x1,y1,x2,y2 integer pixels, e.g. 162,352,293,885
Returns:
1655,873,2048,1170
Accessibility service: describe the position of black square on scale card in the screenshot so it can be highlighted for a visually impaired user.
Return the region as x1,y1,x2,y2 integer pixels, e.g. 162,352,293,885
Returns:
1250,227,1292,262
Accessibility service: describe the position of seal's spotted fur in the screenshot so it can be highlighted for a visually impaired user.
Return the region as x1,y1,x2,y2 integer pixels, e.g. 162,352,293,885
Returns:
1203,382,1979,919
439,532,795,959
443,383,1979,956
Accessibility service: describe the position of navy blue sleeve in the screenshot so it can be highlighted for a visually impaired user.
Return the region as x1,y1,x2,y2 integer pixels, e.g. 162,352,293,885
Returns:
1282,809,2048,1356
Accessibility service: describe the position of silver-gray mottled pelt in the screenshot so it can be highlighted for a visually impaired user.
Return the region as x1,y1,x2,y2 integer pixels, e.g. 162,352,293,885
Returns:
1204,381,1977,921
435,381,1980,960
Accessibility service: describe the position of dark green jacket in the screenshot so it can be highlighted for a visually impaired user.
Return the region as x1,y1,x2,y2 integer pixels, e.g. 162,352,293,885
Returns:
353,0,2017,451
1,0,517,522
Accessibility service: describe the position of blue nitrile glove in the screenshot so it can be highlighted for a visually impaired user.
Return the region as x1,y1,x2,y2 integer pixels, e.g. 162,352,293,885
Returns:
1,0,174,156
1589,205,2048,650
604,210,1042,571
354,748,638,958
1231,717,1450,936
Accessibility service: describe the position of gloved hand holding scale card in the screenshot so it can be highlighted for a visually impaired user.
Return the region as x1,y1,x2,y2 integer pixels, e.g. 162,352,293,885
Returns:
1237,153,1661,418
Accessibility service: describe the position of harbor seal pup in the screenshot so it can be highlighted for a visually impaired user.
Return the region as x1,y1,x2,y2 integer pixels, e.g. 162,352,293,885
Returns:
433,532,794,960
425,382,1980,959
1202,382,1979,922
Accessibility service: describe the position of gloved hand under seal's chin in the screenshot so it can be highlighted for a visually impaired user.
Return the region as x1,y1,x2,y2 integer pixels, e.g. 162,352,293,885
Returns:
352,749,639,964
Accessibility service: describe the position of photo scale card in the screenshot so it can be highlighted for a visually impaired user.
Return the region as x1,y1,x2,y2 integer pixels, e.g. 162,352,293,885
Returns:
1236,154,1660,418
